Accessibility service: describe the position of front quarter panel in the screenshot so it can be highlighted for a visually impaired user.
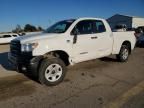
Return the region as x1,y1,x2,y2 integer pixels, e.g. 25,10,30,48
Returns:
32,34,73,57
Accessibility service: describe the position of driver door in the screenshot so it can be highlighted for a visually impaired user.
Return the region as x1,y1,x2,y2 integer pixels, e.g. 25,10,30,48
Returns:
71,20,98,63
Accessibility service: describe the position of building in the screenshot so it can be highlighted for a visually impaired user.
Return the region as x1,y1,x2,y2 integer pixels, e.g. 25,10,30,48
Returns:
107,14,144,30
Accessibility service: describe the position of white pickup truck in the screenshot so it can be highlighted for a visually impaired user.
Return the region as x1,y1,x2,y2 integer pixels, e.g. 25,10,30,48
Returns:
8,18,136,86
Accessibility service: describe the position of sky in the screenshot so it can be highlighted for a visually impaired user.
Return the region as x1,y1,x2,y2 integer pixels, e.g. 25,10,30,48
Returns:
0,0,144,32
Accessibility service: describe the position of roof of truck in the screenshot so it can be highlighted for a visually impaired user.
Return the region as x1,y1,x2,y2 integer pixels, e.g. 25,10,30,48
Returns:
77,17,105,21
63,17,105,22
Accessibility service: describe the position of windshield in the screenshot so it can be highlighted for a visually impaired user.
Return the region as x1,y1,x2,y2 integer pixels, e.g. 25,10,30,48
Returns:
45,19,75,33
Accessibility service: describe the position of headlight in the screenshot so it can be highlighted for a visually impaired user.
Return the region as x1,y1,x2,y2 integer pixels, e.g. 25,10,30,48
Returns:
21,43,38,52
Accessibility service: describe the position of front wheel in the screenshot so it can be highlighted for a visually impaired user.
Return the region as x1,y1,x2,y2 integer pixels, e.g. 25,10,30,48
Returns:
116,45,130,62
17,64,25,73
38,58,66,86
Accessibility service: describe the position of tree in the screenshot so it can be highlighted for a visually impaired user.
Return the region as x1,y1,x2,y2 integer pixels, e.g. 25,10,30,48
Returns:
37,26,43,31
24,24,37,32
12,24,43,33
12,24,23,33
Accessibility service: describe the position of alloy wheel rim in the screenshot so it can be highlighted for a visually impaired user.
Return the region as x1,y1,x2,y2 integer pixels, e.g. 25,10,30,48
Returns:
45,64,63,82
122,49,129,60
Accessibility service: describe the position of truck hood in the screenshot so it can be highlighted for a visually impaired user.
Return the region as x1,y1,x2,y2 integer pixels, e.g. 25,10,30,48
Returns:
15,32,59,43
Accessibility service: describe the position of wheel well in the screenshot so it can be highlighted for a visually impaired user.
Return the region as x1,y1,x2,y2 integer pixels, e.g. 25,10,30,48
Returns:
122,41,131,54
45,50,70,66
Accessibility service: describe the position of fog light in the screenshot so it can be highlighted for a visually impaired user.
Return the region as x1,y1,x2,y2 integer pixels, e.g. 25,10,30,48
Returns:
22,66,27,71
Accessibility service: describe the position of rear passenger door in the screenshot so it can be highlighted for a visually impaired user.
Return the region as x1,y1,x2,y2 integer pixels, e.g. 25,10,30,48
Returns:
92,20,113,57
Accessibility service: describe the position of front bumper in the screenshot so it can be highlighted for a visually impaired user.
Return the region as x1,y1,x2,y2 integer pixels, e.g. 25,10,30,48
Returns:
8,53,43,77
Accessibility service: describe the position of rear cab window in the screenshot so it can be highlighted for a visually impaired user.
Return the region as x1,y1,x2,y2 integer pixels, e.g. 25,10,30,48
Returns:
93,20,106,33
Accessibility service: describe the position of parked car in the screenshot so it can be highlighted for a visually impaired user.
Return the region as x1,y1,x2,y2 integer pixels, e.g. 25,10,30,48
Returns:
113,24,127,32
135,26,144,39
18,32,26,36
0,33,19,44
137,26,144,33
8,18,136,86
136,34,144,47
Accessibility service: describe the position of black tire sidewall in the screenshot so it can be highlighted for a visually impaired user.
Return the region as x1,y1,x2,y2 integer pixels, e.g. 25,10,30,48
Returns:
38,58,66,86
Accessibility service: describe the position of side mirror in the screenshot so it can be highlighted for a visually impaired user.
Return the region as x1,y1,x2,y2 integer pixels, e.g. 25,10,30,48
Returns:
73,29,78,36
72,29,78,44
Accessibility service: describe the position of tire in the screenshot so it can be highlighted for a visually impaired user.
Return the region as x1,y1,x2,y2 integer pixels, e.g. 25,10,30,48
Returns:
116,45,130,62
38,58,66,86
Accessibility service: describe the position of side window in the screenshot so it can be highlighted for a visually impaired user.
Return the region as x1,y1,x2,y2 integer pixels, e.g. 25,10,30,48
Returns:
13,35,18,37
74,20,94,35
93,20,106,33
2,35,11,38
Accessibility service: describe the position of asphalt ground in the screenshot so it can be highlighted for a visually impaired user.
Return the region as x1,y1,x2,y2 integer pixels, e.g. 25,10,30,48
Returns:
0,44,144,108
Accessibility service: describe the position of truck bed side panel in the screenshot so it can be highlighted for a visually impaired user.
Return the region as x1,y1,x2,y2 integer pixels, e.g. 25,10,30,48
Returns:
112,31,136,55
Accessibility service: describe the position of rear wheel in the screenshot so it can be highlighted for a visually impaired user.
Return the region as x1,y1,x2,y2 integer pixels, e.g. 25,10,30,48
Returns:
116,45,130,62
38,58,66,86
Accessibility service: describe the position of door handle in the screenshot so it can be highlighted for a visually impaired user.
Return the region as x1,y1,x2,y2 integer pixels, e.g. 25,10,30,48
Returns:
67,40,71,43
91,36,98,39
